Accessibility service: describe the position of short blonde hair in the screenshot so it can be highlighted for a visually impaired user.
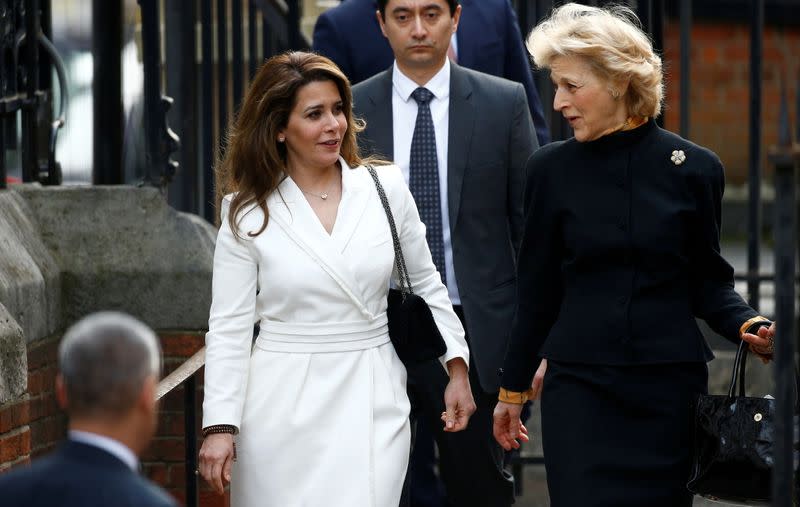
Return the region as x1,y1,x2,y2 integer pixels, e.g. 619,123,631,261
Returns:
527,3,663,118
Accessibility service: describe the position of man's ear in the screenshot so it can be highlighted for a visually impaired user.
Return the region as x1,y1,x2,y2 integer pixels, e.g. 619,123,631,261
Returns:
376,10,388,38
55,374,69,410
451,4,462,33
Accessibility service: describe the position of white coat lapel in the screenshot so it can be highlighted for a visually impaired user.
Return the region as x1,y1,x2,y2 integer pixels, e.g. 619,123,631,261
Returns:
267,171,373,319
331,160,371,254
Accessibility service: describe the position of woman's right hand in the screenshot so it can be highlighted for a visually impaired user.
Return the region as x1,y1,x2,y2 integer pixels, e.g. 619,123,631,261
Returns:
493,401,528,451
198,433,235,495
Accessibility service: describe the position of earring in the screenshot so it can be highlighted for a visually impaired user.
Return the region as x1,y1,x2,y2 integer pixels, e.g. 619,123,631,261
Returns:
278,136,285,143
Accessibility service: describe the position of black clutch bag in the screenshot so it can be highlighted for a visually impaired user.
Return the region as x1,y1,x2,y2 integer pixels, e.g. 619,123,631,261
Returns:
366,165,447,364
687,339,799,504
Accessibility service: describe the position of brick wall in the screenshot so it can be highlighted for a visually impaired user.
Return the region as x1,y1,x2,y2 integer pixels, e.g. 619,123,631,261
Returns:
0,331,225,507
662,19,800,184
0,335,64,474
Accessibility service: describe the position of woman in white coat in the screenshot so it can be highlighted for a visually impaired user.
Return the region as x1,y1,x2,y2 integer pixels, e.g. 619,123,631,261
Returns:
197,51,475,507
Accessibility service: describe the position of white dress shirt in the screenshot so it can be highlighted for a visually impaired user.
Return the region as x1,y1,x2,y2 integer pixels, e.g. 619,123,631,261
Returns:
391,59,461,305
69,429,139,471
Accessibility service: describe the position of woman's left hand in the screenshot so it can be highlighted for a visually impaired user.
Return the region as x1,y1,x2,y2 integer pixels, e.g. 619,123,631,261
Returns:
440,358,477,432
742,322,776,363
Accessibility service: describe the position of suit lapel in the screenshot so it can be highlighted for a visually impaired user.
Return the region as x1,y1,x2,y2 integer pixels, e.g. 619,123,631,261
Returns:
447,64,475,229
362,69,395,160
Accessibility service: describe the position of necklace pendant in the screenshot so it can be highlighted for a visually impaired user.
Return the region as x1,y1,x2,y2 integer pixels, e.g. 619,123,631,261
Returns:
320,193,328,200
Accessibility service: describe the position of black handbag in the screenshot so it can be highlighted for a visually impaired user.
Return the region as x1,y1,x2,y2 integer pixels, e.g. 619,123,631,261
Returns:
687,339,800,504
366,165,447,364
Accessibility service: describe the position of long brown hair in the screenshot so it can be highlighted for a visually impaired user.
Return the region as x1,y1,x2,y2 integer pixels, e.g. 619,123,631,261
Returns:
215,51,367,238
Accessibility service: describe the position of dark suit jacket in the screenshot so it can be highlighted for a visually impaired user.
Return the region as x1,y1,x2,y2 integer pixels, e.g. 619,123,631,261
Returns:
353,64,537,392
501,120,759,392
0,440,177,507
313,0,551,145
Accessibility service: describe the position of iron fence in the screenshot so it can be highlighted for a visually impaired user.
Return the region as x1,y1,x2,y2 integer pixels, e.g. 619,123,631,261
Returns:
0,0,64,189
132,0,305,221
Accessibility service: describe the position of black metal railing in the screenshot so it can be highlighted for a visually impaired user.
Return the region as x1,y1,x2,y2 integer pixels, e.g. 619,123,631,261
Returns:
0,0,65,189
133,0,306,221
769,77,799,507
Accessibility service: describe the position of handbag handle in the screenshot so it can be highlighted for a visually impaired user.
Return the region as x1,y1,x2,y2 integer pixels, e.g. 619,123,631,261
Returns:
728,338,800,408
365,165,414,297
728,340,749,398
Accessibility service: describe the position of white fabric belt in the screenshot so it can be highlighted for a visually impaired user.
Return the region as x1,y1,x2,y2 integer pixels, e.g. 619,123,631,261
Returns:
255,313,390,353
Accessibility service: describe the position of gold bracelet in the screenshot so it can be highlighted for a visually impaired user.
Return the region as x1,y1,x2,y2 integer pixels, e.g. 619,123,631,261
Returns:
739,316,771,338
498,387,534,404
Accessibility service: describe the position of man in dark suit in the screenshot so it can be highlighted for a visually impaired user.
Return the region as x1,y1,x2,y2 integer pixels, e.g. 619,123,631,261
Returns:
313,0,551,146
352,1,537,505
0,312,176,507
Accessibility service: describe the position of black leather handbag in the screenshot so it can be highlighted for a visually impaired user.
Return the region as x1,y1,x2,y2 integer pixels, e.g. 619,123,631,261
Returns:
366,165,447,364
687,339,799,504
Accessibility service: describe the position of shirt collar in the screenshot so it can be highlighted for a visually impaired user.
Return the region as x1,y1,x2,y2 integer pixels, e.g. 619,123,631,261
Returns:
392,59,451,103
69,430,139,472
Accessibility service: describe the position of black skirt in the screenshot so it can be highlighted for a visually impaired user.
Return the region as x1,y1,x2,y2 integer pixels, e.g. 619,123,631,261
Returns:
540,360,708,507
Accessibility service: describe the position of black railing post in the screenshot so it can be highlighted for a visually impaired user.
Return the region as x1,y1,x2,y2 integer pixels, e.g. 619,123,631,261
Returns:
747,0,764,311
768,79,799,507
248,0,259,78
21,0,39,182
166,0,200,214
261,5,272,59
138,0,180,187
217,0,229,159
92,0,123,184
36,0,51,167
679,0,691,139
232,0,244,109
201,0,215,222
287,0,302,50
184,374,199,507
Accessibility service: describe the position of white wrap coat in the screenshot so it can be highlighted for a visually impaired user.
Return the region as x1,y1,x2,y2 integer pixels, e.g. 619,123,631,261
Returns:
202,160,469,507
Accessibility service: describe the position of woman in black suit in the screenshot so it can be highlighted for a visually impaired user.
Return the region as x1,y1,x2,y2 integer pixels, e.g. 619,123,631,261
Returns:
492,4,776,506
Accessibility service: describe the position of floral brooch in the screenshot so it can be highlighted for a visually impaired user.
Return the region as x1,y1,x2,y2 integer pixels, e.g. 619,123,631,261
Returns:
671,150,686,165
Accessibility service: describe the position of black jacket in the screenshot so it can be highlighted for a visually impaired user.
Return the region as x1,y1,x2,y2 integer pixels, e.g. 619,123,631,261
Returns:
502,120,758,391
0,440,176,507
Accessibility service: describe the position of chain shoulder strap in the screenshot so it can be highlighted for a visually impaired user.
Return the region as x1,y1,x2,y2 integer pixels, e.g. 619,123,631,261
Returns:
366,165,414,296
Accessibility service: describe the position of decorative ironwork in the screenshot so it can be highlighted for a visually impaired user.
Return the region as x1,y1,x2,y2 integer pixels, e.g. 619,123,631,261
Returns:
138,0,180,188
0,0,62,188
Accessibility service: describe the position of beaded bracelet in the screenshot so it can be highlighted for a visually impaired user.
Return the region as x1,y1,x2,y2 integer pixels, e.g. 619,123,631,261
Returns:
202,424,237,438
